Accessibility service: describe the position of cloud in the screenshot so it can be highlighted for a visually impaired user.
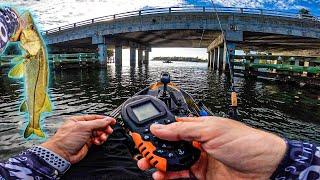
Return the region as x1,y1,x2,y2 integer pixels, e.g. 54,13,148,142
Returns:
209,0,319,12
1,0,319,30
1,0,184,29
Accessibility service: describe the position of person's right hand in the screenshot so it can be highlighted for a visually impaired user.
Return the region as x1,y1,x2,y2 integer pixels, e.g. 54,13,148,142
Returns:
137,116,287,180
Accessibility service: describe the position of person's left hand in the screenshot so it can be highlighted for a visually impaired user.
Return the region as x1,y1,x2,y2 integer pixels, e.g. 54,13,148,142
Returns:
41,115,116,164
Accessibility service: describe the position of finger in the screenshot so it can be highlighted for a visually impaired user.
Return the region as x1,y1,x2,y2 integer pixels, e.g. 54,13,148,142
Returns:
93,127,113,138
93,138,103,145
92,130,103,137
137,157,152,170
82,118,116,131
71,115,107,121
70,141,91,164
104,126,113,134
99,133,108,142
150,122,205,142
152,171,166,180
176,116,204,122
166,170,190,179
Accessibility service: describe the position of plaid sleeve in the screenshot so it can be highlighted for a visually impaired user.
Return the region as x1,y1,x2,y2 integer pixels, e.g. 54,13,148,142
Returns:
271,139,320,180
0,150,60,179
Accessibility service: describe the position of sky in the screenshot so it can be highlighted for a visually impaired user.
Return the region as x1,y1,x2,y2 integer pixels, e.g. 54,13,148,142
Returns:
1,0,320,59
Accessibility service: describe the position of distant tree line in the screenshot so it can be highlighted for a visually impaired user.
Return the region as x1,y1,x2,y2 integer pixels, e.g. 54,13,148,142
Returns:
299,8,310,15
152,56,206,62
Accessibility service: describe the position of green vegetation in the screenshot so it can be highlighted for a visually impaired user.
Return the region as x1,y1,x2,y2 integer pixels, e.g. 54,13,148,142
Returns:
152,56,206,62
107,49,114,59
298,8,315,19
299,8,310,15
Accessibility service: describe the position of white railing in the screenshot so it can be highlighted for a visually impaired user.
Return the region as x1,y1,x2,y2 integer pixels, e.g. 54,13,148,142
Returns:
44,6,320,35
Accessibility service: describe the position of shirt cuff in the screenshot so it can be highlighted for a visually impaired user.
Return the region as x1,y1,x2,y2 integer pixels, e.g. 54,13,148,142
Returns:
28,146,71,175
270,139,316,179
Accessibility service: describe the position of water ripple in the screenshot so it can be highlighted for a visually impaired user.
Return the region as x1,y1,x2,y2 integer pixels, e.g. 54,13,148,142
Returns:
0,61,319,160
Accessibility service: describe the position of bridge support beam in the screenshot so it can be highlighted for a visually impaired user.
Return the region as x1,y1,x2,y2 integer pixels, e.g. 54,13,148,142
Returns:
130,47,136,66
224,42,236,72
92,35,107,66
215,47,220,70
98,43,107,66
144,51,149,64
115,45,122,67
218,46,224,71
138,49,143,66
213,47,219,70
144,48,151,64
207,52,211,68
210,50,214,69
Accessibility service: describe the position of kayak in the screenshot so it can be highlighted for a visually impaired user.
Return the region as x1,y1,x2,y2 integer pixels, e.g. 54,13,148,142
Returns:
110,72,214,122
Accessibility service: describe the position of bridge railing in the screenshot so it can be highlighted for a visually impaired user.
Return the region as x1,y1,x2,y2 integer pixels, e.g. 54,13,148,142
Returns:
45,6,320,34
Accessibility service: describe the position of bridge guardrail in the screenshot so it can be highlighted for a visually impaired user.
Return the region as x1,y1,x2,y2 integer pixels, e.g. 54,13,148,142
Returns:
44,6,320,35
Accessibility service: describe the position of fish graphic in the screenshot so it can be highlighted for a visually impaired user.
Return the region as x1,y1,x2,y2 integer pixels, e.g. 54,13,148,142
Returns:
8,11,51,138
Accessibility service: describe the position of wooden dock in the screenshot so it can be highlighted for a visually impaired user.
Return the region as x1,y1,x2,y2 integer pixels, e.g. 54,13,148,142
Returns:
232,55,320,87
0,53,116,70
49,53,100,69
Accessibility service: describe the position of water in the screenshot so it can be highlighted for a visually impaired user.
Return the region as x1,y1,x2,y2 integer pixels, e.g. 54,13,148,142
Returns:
0,61,320,160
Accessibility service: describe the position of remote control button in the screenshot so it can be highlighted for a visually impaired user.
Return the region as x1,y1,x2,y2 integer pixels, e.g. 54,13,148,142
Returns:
154,149,168,157
177,149,185,155
143,135,150,140
164,119,172,124
144,128,150,133
160,143,174,149
156,149,165,155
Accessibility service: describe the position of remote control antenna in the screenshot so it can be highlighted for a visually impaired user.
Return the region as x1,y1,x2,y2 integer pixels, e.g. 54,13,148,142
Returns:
160,72,172,108
160,72,170,97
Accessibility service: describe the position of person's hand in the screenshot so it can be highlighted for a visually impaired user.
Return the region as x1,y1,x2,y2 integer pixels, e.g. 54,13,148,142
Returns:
137,116,287,180
41,115,116,164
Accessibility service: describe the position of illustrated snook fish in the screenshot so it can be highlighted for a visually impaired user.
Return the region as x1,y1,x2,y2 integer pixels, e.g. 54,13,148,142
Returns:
8,11,51,138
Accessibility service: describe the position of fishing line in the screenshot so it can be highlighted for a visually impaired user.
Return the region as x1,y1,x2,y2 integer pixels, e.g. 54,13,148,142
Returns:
199,28,205,47
209,0,238,118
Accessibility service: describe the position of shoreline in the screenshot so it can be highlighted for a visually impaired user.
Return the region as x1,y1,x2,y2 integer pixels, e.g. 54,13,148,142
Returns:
152,60,207,63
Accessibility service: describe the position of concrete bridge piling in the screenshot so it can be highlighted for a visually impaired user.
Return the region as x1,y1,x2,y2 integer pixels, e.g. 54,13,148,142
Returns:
144,49,150,65
115,45,122,67
130,46,136,67
138,49,143,66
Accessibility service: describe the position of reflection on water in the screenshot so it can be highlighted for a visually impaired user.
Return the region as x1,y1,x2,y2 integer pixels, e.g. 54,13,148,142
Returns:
0,61,319,160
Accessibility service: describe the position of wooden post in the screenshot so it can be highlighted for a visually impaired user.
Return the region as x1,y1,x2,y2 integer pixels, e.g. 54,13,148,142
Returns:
272,56,281,73
302,60,309,77
207,51,211,68
79,54,82,67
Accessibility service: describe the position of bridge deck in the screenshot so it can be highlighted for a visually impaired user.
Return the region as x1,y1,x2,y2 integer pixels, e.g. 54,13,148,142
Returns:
44,6,320,54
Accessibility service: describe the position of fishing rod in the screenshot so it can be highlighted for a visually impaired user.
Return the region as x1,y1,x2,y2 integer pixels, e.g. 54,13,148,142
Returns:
209,1,239,119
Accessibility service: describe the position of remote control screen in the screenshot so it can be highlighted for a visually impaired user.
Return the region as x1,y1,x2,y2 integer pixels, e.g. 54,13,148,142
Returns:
132,102,160,121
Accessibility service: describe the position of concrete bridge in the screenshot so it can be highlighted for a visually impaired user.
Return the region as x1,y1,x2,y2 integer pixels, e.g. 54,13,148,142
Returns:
44,6,320,70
